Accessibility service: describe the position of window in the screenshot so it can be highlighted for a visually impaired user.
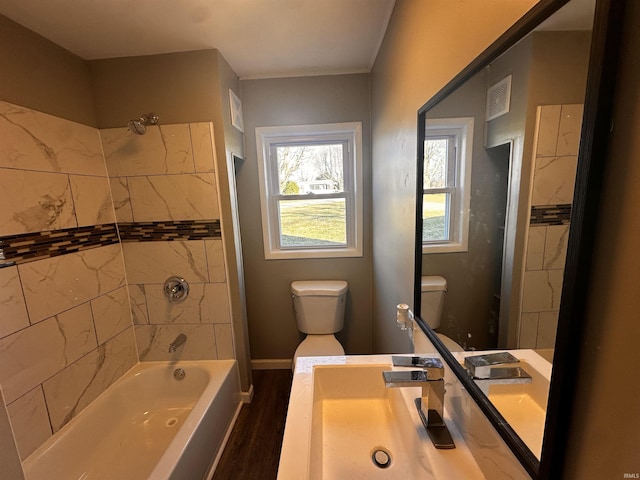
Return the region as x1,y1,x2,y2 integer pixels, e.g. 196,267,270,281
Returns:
422,117,473,253
256,123,363,259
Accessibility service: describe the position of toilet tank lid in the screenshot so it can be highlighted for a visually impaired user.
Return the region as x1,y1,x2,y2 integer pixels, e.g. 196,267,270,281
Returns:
291,280,348,296
421,276,447,292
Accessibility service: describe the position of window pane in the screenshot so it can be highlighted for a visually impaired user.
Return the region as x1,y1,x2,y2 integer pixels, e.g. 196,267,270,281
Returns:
423,193,449,242
424,138,448,189
279,198,346,247
276,144,344,195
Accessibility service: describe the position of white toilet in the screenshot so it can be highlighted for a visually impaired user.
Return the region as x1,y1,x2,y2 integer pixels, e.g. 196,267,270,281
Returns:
291,280,348,368
421,276,465,352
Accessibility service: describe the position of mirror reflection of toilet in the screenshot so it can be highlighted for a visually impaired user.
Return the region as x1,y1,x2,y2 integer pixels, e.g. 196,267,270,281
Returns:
291,280,348,370
421,276,465,352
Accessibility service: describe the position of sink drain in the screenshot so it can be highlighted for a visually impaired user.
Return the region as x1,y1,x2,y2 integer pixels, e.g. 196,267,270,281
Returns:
371,447,392,469
166,417,179,427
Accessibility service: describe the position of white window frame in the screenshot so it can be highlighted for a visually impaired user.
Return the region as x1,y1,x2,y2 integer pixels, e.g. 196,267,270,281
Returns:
422,117,474,254
255,122,363,260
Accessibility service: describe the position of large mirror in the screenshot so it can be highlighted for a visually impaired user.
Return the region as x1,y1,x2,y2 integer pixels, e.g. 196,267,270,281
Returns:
414,0,621,477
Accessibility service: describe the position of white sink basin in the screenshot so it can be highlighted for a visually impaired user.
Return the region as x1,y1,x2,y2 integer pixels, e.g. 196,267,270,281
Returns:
277,355,486,480
310,364,432,479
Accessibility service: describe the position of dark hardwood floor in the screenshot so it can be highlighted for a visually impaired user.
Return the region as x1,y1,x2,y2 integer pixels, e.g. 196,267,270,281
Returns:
213,369,293,480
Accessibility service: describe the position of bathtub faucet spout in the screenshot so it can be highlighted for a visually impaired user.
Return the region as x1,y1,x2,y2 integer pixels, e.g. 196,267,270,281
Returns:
169,334,187,353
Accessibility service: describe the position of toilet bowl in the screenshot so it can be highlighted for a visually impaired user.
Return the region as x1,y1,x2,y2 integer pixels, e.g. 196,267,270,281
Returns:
421,276,465,352
291,280,348,369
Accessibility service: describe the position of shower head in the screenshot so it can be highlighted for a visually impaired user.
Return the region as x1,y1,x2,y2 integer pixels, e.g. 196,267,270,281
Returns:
127,113,159,135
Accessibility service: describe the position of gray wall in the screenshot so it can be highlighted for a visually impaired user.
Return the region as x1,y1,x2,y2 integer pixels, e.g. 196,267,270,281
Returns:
238,74,372,359
370,0,538,354
563,3,640,476
0,15,96,126
422,72,506,350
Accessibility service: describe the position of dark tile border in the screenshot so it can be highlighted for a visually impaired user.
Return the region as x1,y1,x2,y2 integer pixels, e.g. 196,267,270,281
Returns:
530,204,572,226
0,224,119,267
0,220,221,267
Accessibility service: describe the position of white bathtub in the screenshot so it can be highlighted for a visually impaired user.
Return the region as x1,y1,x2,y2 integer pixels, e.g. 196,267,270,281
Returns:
23,360,241,480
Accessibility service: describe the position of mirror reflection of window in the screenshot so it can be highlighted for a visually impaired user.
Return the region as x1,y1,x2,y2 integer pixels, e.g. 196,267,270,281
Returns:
422,118,474,254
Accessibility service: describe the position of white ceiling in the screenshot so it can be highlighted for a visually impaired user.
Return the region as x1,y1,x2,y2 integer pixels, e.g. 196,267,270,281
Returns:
0,0,396,79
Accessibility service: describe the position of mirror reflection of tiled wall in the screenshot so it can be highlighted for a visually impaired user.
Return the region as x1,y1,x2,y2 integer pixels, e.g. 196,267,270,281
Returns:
0,101,234,459
520,104,583,349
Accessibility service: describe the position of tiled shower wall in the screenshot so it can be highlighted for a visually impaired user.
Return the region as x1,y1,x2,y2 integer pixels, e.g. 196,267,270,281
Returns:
0,101,233,460
520,104,583,348
101,123,234,361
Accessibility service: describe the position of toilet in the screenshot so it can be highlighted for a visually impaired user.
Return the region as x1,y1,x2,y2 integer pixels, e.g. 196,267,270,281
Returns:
421,276,465,352
291,280,348,368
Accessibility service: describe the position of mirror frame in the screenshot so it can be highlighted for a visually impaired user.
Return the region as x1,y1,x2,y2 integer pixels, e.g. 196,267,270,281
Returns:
413,0,625,477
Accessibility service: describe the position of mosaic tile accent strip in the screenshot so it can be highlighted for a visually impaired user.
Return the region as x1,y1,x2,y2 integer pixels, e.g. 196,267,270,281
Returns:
117,220,221,242
530,204,572,226
0,224,119,267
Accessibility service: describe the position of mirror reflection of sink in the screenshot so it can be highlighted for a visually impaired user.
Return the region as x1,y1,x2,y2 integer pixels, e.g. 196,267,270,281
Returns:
311,364,433,479
453,349,551,458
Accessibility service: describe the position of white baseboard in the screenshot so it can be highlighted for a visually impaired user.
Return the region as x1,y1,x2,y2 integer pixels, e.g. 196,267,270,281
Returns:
251,358,292,370
240,384,254,404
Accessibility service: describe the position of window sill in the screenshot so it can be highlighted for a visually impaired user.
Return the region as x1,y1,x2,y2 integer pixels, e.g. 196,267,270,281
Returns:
264,246,362,260
422,242,468,254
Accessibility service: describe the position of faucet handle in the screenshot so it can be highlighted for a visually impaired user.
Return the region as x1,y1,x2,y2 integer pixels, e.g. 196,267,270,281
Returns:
464,352,519,378
391,356,444,380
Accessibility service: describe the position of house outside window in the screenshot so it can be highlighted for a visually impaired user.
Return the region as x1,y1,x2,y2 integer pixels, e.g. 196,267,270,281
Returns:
256,122,363,259
422,117,474,253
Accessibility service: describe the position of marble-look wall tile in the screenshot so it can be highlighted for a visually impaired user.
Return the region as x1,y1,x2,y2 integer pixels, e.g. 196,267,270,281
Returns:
0,266,30,338
135,324,217,361
525,227,546,271
43,328,137,432
0,168,75,236
69,175,115,226
128,173,219,221
534,105,561,157
128,284,149,325
519,313,539,349
19,244,125,324
6,387,52,460
0,303,97,403
556,104,584,156
121,240,208,284
206,283,231,324
522,270,564,313
0,101,106,176
543,225,570,270
146,283,209,324
531,155,578,205
109,177,134,222
191,123,216,173
537,311,559,349
101,125,194,177
214,324,235,360
91,286,132,344
206,239,226,282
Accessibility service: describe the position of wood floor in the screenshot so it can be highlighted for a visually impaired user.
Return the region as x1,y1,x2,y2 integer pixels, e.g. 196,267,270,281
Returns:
213,369,293,480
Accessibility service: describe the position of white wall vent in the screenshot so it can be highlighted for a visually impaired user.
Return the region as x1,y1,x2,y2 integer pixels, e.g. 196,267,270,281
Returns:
486,75,512,121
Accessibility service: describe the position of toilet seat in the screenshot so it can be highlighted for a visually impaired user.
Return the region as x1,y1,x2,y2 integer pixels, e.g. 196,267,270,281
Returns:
293,335,345,370
437,333,465,352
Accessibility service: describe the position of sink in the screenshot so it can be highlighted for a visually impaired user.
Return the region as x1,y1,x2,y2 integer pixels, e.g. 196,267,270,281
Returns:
310,364,433,479
277,355,486,480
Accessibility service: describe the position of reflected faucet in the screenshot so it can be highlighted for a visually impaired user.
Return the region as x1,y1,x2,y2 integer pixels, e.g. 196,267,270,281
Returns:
169,334,187,353
464,352,532,395
383,356,455,449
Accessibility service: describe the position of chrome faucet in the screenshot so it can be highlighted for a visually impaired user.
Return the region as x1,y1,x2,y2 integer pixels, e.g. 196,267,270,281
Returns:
383,356,455,449
464,352,532,395
168,333,187,353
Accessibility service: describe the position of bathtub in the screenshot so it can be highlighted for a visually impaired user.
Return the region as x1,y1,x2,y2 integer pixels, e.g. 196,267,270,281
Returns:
23,360,241,480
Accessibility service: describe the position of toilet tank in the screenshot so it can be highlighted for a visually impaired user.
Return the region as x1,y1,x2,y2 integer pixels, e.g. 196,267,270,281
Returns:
421,276,447,329
291,280,348,334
